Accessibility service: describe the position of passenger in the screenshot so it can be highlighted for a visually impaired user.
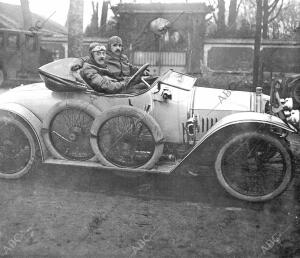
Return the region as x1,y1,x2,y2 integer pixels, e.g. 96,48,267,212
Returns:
80,43,129,94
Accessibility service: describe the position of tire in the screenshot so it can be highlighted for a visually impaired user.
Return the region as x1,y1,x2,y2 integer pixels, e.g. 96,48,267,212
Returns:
0,115,38,179
42,100,101,161
215,131,292,202
90,106,164,171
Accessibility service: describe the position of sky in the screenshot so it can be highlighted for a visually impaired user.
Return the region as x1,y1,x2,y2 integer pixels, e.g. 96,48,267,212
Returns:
0,0,210,29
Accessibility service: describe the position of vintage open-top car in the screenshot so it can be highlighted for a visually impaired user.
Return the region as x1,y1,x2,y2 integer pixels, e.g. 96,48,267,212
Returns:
0,58,298,202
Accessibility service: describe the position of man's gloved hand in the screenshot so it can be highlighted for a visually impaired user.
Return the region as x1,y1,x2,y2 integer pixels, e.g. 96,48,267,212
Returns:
143,68,151,76
123,76,131,84
287,109,300,125
283,98,293,110
71,59,84,71
103,76,118,82
120,76,131,88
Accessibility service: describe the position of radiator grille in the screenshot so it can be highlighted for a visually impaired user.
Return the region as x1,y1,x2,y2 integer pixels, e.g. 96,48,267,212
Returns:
200,117,218,133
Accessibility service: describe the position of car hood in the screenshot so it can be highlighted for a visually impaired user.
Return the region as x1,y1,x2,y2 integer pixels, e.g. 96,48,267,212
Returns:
192,87,269,112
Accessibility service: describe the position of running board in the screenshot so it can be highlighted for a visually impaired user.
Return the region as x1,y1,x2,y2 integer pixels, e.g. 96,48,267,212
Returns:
44,158,173,174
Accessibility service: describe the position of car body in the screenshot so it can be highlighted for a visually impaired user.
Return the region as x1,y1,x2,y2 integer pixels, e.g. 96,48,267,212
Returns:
0,58,296,202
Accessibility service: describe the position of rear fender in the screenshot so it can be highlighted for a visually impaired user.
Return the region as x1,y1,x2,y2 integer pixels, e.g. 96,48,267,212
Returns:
171,112,294,173
0,103,47,160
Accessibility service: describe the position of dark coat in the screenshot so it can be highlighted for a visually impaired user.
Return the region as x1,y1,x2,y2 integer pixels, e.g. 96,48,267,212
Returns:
105,50,139,80
80,60,127,94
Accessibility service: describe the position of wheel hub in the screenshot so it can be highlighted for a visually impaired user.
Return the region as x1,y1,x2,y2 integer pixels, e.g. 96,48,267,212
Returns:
2,139,17,157
69,126,82,141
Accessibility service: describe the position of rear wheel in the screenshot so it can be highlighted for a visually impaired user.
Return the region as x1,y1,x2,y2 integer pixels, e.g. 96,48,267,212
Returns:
42,100,101,161
215,131,292,202
90,106,164,176
0,115,37,179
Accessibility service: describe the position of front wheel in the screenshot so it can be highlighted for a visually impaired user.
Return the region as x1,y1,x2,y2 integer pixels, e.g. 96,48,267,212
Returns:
215,131,292,202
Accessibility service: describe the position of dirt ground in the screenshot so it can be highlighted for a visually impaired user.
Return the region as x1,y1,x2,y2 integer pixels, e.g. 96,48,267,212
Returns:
0,163,299,258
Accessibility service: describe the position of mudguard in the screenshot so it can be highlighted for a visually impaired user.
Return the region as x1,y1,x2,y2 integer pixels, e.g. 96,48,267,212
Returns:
0,103,47,160
201,112,295,142
171,112,295,173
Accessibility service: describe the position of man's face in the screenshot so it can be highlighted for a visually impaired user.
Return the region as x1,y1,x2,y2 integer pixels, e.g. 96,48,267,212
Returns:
93,50,106,66
110,42,122,55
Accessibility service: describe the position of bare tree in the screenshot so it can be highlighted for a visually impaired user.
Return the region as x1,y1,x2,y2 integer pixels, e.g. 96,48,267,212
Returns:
217,0,226,35
271,0,300,39
85,1,99,36
20,0,32,29
228,0,238,32
262,0,284,38
100,1,109,33
208,0,242,37
67,0,84,57
253,0,263,90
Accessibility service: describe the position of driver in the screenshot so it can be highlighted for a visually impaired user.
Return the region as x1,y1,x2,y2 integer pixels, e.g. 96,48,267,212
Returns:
105,36,140,80
80,43,130,94
105,36,150,89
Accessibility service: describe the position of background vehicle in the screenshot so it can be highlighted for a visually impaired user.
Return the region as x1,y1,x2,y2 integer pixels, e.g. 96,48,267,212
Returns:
0,58,296,202
0,28,44,87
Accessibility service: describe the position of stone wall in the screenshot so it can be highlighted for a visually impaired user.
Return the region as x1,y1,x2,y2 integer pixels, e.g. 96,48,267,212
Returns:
203,38,300,74
199,39,300,92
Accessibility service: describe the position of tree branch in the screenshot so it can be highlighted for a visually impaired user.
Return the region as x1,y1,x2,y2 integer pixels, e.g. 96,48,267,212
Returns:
208,0,218,23
268,0,280,15
249,0,256,8
237,0,243,12
268,0,278,10
268,0,283,23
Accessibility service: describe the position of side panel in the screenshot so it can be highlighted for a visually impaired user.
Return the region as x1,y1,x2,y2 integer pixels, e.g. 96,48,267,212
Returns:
151,86,192,143
90,90,154,113
0,83,154,123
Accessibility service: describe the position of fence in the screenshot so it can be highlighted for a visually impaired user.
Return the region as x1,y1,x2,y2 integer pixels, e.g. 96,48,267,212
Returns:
132,51,187,75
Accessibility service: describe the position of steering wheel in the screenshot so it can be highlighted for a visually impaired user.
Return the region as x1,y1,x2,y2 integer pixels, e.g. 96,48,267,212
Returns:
127,63,150,87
